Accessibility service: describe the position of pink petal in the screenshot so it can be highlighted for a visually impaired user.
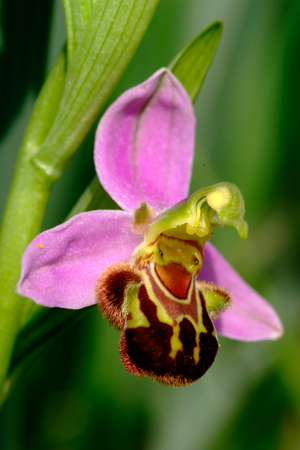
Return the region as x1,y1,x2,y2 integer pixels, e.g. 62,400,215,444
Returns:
200,243,283,341
16,211,142,309
94,68,195,213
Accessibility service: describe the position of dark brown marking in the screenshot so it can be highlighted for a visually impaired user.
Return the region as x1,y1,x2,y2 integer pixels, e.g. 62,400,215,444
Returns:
121,285,173,377
155,263,192,299
179,318,197,357
95,262,141,330
196,332,219,379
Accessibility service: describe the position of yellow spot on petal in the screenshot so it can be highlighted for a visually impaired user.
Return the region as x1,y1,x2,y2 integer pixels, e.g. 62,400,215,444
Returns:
38,243,44,248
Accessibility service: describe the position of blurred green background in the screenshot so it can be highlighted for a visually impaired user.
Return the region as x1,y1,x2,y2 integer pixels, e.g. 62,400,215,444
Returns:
1,0,300,449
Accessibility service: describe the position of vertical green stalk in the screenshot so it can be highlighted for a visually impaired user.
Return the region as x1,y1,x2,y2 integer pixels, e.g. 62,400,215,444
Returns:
0,51,66,397
0,157,53,394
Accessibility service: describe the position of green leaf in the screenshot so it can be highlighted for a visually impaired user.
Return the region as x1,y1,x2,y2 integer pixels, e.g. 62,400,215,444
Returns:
11,307,94,374
62,0,97,62
32,0,160,180
1,306,94,407
169,20,223,103
22,51,67,160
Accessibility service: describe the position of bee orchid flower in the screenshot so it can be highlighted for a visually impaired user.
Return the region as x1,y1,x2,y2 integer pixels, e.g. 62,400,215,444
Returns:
17,69,283,386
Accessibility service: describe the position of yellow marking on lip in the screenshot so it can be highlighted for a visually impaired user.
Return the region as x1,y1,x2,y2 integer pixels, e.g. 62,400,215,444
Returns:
38,243,44,248
126,286,150,329
193,345,200,364
169,323,183,359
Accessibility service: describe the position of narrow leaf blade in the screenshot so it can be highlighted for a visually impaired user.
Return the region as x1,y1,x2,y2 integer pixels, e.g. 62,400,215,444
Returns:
33,0,160,179
169,20,223,103
62,0,96,62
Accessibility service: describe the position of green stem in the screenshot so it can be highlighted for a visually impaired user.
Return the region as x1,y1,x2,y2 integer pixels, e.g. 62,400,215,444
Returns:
0,50,66,396
0,156,53,393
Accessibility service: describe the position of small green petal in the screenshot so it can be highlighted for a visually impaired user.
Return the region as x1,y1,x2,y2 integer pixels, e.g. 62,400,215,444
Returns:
197,281,231,320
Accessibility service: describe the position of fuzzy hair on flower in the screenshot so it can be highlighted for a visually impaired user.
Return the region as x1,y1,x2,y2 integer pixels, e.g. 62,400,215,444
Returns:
17,69,283,386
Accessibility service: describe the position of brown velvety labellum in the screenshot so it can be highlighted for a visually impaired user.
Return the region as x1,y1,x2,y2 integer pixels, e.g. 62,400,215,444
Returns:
120,284,218,386
155,262,192,298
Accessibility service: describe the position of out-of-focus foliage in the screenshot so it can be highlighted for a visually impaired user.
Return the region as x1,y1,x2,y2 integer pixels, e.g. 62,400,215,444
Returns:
1,0,300,449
